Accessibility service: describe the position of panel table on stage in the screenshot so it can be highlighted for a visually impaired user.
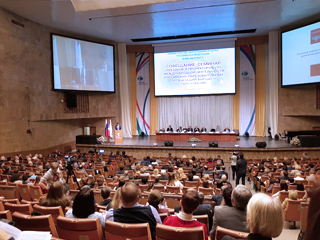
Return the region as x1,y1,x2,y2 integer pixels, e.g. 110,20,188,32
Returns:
155,132,237,142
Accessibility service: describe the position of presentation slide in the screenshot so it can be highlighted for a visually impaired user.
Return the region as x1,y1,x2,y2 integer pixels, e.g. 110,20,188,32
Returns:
154,48,235,96
52,34,115,92
282,21,320,86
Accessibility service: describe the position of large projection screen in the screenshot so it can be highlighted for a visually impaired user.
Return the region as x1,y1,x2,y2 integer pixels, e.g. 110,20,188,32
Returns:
52,34,115,92
154,40,235,97
282,21,320,87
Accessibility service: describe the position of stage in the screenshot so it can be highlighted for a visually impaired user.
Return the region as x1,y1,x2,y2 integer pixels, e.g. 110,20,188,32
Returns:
76,136,320,161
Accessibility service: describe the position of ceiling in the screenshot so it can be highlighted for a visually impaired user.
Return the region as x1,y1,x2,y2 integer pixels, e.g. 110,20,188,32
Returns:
1,0,320,44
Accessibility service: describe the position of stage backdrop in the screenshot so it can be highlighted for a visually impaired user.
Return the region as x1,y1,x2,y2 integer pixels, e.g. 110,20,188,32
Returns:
239,45,256,136
136,53,151,136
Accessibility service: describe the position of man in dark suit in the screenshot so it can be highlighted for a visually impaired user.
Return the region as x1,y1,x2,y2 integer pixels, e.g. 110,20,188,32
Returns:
201,127,207,132
166,125,173,132
219,166,229,179
187,126,193,132
174,191,213,232
210,185,252,239
236,152,247,185
115,123,121,130
194,126,200,132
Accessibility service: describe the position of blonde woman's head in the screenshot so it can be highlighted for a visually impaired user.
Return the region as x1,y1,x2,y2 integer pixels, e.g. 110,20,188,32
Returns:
247,193,283,238
289,190,298,200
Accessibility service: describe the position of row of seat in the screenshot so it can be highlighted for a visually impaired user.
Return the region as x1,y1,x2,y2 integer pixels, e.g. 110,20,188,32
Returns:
0,209,248,240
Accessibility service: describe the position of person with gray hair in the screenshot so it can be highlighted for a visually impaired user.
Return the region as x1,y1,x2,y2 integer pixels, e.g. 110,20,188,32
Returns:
209,185,252,239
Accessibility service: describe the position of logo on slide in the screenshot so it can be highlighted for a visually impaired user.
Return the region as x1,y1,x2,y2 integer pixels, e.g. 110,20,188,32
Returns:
241,71,249,76
137,76,144,81
311,28,320,44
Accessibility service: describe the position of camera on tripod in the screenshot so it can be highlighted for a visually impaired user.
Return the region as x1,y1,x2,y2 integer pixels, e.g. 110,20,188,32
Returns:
65,156,76,172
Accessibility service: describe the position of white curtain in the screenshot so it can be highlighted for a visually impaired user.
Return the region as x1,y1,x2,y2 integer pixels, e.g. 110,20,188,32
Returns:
266,30,279,137
117,43,132,138
157,95,233,131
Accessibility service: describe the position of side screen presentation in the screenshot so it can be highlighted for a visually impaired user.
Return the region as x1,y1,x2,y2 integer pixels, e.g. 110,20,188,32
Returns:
52,34,115,92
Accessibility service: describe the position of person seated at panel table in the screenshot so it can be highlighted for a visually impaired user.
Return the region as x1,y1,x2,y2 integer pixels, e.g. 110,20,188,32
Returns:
201,127,207,132
187,126,193,132
176,126,183,132
159,128,165,133
194,126,200,132
215,125,221,132
223,127,231,133
166,125,173,132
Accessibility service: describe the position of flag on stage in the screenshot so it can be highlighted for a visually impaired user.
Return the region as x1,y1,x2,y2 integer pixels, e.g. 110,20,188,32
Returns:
109,119,113,138
105,119,108,137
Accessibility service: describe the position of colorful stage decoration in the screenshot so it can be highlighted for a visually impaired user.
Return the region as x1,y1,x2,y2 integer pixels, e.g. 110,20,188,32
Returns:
239,45,256,136
136,52,150,136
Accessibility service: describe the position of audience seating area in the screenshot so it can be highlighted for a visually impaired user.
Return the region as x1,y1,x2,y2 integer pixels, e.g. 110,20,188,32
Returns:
0,151,319,239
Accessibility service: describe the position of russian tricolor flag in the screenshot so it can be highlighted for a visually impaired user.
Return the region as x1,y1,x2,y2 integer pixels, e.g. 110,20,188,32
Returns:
105,119,108,137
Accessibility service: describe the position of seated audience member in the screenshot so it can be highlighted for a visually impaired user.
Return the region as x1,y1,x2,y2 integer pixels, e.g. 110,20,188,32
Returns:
266,178,279,193
39,181,72,211
96,176,106,189
212,185,229,206
107,187,122,210
282,190,298,210
141,176,148,185
77,163,89,177
148,190,169,214
202,180,209,188
159,170,168,180
82,175,95,188
99,186,112,206
192,169,200,180
203,165,213,174
167,125,173,132
63,183,74,201
66,186,105,228
106,182,161,240
219,166,229,179
34,176,47,194
216,174,231,188
294,171,304,181
152,169,161,177
140,167,151,178
116,166,125,175
10,170,20,182
223,193,283,240
164,189,208,240
203,174,213,186
188,173,195,181
272,182,289,198
167,172,184,191
210,185,252,239
278,170,290,182
306,169,316,181
220,186,233,207
22,174,33,185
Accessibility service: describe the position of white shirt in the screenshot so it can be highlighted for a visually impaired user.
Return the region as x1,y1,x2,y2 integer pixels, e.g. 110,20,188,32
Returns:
65,209,105,228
